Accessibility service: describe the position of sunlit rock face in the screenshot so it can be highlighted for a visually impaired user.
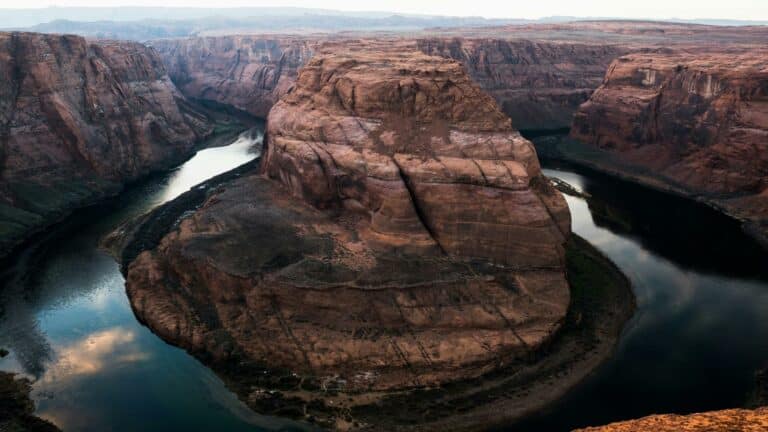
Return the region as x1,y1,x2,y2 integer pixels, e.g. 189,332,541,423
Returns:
571,50,768,244
123,41,572,420
416,38,626,131
0,32,213,256
153,36,314,118
576,407,768,432
264,40,571,266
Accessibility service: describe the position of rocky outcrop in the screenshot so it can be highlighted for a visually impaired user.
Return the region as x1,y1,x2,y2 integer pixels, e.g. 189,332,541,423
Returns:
575,407,768,432
571,50,768,245
0,371,60,431
153,36,314,118
416,38,626,131
0,32,214,256
118,40,588,429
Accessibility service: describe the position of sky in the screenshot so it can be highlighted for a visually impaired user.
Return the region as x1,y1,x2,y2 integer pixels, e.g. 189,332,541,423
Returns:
1,0,767,21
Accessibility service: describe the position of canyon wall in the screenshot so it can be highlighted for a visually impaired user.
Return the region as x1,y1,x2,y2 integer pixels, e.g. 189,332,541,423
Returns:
571,50,768,244
152,36,314,118
416,38,626,131
119,40,578,429
155,35,623,131
0,32,213,256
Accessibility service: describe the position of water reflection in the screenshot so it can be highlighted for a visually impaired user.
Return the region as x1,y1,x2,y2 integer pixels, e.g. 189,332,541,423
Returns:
0,126,309,431
508,167,768,431
41,327,148,381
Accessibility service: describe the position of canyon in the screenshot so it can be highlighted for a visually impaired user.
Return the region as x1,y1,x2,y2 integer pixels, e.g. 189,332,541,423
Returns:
154,36,625,132
0,18,767,432
112,40,633,430
0,32,222,257
570,49,768,245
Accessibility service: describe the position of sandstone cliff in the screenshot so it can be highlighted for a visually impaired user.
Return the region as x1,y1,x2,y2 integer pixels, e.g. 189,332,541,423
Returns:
571,50,768,245
118,40,589,430
154,35,625,131
416,38,626,131
0,32,214,256
576,407,768,432
153,36,314,118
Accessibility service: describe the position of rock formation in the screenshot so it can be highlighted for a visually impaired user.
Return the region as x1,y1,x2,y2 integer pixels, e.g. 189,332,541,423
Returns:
154,35,625,131
0,371,60,432
0,32,214,256
153,36,314,118
119,40,582,429
416,38,626,131
575,407,768,432
571,50,768,245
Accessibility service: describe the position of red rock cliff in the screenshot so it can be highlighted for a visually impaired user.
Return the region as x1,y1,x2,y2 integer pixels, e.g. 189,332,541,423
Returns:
154,35,625,131
571,50,768,244
263,40,571,267
417,38,626,131
0,32,213,255
153,36,314,118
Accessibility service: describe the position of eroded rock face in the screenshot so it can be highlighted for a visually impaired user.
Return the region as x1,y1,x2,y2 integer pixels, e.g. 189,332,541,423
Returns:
575,407,768,432
122,40,572,429
0,32,213,255
571,50,768,244
416,38,626,131
153,36,314,118
264,40,571,267
155,35,626,131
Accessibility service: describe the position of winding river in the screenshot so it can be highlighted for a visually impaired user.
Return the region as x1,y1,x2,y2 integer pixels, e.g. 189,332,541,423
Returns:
1,129,767,431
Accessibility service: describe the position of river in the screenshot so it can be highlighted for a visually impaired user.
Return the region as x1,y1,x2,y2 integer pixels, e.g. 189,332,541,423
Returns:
1,126,305,432
1,130,766,431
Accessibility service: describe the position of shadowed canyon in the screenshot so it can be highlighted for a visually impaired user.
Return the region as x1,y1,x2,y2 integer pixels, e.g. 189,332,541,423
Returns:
1,10,767,432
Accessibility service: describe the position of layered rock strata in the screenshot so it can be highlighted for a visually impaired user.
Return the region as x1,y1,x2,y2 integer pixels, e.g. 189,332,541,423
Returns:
571,50,768,245
121,41,577,429
155,35,625,131
576,407,768,432
416,38,626,131
153,36,314,118
0,32,214,256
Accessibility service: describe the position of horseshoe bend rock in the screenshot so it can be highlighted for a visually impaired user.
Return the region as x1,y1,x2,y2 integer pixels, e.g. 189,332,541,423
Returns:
123,40,572,427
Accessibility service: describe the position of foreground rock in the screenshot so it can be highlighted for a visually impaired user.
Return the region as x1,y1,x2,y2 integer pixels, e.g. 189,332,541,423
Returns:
576,407,768,432
0,372,60,431
0,31,215,257
570,50,768,246
114,41,635,430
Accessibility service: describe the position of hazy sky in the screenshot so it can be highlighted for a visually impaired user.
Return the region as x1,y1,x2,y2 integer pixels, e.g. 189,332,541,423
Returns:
2,0,767,21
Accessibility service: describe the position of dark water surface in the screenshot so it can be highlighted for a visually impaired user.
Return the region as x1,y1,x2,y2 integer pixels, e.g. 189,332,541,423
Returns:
0,127,306,432
510,162,768,431
1,129,767,431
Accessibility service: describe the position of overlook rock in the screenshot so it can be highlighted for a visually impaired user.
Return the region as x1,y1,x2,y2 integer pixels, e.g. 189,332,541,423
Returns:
576,407,768,432
0,32,213,256
571,50,768,245
119,40,585,429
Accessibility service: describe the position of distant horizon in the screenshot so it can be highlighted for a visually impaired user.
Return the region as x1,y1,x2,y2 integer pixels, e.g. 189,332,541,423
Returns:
1,2,767,22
